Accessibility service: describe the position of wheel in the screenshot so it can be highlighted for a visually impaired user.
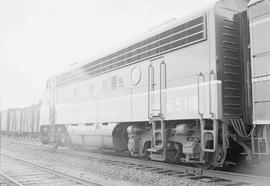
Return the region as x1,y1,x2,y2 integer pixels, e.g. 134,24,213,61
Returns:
167,142,182,163
41,137,50,145
141,141,151,160
195,140,226,169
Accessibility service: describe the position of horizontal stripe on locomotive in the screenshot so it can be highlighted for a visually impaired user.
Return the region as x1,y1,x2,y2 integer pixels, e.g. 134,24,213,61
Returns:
252,74,270,82
250,15,270,26
253,120,270,124
55,80,221,105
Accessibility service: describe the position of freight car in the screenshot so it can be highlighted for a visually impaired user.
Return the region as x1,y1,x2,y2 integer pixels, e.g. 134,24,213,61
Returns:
39,0,270,168
0,104,40,138
1,110,11,136
248,0,270,157
1,108,22,137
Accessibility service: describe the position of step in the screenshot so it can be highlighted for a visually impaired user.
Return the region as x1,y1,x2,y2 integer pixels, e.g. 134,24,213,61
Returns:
147,146,163,153
150,152,164,161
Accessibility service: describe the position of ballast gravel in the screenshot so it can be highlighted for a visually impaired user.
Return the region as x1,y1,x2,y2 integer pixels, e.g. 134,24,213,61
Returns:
0,138,258,186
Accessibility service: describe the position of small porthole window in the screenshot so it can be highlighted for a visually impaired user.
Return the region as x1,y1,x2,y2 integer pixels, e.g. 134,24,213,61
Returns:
131,66,141,85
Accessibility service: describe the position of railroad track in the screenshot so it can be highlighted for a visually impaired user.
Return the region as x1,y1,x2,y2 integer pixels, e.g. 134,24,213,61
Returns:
71,151,270,186
3,137,270,185
0,152,106,186
98,159,270,186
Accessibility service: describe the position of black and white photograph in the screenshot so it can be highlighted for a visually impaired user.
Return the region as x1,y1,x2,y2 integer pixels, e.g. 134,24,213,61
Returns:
0,0,270,185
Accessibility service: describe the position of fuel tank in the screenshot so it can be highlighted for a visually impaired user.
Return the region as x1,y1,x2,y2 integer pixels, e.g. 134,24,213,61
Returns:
67,122,126,150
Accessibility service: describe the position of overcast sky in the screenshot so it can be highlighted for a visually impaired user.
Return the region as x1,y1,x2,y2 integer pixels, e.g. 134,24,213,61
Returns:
0,0,217,110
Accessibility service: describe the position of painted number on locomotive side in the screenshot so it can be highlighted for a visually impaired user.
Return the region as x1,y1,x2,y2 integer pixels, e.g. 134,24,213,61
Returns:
167,96,197,112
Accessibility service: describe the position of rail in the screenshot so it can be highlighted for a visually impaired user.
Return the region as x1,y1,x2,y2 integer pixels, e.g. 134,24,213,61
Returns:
0,152,106,186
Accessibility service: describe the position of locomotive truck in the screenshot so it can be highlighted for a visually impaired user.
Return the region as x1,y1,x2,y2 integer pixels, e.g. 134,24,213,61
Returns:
35,0,270,167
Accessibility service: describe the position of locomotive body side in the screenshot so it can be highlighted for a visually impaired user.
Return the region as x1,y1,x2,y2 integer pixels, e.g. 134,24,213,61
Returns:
40,10,215,147
52,13,213,123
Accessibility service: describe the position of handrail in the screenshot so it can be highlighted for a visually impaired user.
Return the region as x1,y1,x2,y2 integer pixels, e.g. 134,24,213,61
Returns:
197,72,205,118
148,64,154,119
160,61,167,117
209,70,215,117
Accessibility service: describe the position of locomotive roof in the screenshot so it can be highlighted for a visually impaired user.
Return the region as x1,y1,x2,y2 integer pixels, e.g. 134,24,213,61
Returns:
248,0,264,6
53,1,217,78
52,0,248,87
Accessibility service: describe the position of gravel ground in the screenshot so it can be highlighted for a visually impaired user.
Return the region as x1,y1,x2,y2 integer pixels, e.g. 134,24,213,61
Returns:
0,138,254,186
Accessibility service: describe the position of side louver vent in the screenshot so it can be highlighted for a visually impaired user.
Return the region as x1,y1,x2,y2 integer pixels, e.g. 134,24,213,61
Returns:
56,15,207,87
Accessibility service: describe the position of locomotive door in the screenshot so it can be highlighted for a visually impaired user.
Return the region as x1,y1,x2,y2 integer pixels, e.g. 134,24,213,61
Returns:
148,57,166,118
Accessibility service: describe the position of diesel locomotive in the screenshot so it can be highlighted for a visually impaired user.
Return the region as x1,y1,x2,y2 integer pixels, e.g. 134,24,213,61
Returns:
36,0,270,167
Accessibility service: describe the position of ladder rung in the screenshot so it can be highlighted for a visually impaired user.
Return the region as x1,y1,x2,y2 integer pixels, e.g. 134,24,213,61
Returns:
202,130,215,132
147,146,163,153
253,137,266,140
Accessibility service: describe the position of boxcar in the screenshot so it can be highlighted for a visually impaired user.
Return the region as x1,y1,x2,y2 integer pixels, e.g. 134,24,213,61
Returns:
20,104,40,138
8,109,21,136
1,110,9,135
248,0,270,156
0,109,21,137
0,104,40,138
